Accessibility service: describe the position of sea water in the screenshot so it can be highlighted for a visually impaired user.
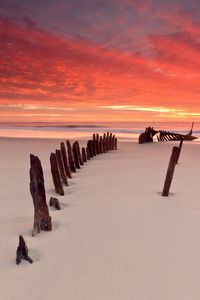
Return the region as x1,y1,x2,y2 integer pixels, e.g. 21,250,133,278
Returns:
0,121,199,142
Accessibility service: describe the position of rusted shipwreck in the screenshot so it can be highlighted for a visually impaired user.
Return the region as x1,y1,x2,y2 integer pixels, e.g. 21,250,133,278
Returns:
139,122,197,144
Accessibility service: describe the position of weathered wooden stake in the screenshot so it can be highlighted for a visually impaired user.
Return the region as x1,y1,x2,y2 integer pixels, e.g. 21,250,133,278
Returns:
55,149,68,186
106,132,109,151
66,140,76,173
162,146,180,197
60,142,72,178
50,152,64,196
176,139,183,164
99,136,103,153
75,141,83,166
114,137,117,150
92,134,97,156
96,134,100,154
103,134,106,152
87,140,93,158
49,197,61,210
16,235,33,265
30,154,52,235
73,142,80,169
86,147,90,160
82,147,87,163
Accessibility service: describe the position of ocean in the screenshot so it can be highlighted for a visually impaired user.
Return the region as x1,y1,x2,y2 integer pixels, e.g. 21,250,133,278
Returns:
0,122,200,142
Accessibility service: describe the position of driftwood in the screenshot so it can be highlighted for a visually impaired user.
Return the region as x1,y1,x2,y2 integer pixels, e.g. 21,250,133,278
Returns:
162,146,179,196
66,140,76,173
82,147,87,163
16,235,33,265
60,142,72,178
55,149,68,186
30,154,52,235
49,197,61,210
50,153,64,196
73,142,80,169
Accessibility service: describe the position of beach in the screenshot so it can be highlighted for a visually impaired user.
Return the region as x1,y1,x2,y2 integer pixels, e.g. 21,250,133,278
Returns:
1,136,200,299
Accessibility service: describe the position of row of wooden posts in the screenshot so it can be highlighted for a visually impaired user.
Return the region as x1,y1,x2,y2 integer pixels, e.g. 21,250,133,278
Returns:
29,132,117,236
162,139,183,196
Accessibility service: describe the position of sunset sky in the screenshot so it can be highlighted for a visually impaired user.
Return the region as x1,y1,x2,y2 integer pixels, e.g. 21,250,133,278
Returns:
1,0,200,123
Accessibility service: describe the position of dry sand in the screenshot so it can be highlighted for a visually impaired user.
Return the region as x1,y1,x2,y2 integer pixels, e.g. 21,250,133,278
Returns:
0,137,200,299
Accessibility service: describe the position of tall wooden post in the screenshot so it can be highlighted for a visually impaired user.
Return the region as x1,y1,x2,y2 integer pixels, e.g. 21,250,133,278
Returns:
55,149,68,185
75,141,83,166
176,139,183,164
82,147,87,163
162,146,179,197
92,134,97,156
96,134,100,154
99,136,103,153
30,154,52,235
114,138,117,150
66,140,76,173
86,147,90,160
73,142,80,169
60,142,72,178
87,140,93,158
50,153,64,195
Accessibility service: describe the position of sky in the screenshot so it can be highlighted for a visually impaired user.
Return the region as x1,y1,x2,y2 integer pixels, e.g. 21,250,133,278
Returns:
1,0,200,123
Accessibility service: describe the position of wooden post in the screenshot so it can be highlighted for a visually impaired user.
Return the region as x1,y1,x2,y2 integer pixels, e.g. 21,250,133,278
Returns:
50,153,64,196
92,134,97,156
96,134,100,154
86,147,90,160
16,235,33,265
109,133,113,150
82,147,87,163
162,146,180,197
55,149,68,186
87,140,93,158
176,139,183,164
106,132,109,151
99,136,103,153
73,142,80,169
66,140,76,173
60,142,72,178
114,138,117,150
75,141,83,165
103,134,106,153
30,154,52,235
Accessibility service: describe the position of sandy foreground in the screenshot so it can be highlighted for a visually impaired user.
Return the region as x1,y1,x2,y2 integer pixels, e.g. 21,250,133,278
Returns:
0,137,200,300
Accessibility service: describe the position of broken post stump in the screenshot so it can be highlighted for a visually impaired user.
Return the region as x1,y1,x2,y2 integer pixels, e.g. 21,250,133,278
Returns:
82,147,87,163
55,149,68,186
30,154,52,235
162,146,180,197
49,197,61,210
50,152,64,196
66,140,76,173
60,142,72,178
176,139,183,164
16,235,33,265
